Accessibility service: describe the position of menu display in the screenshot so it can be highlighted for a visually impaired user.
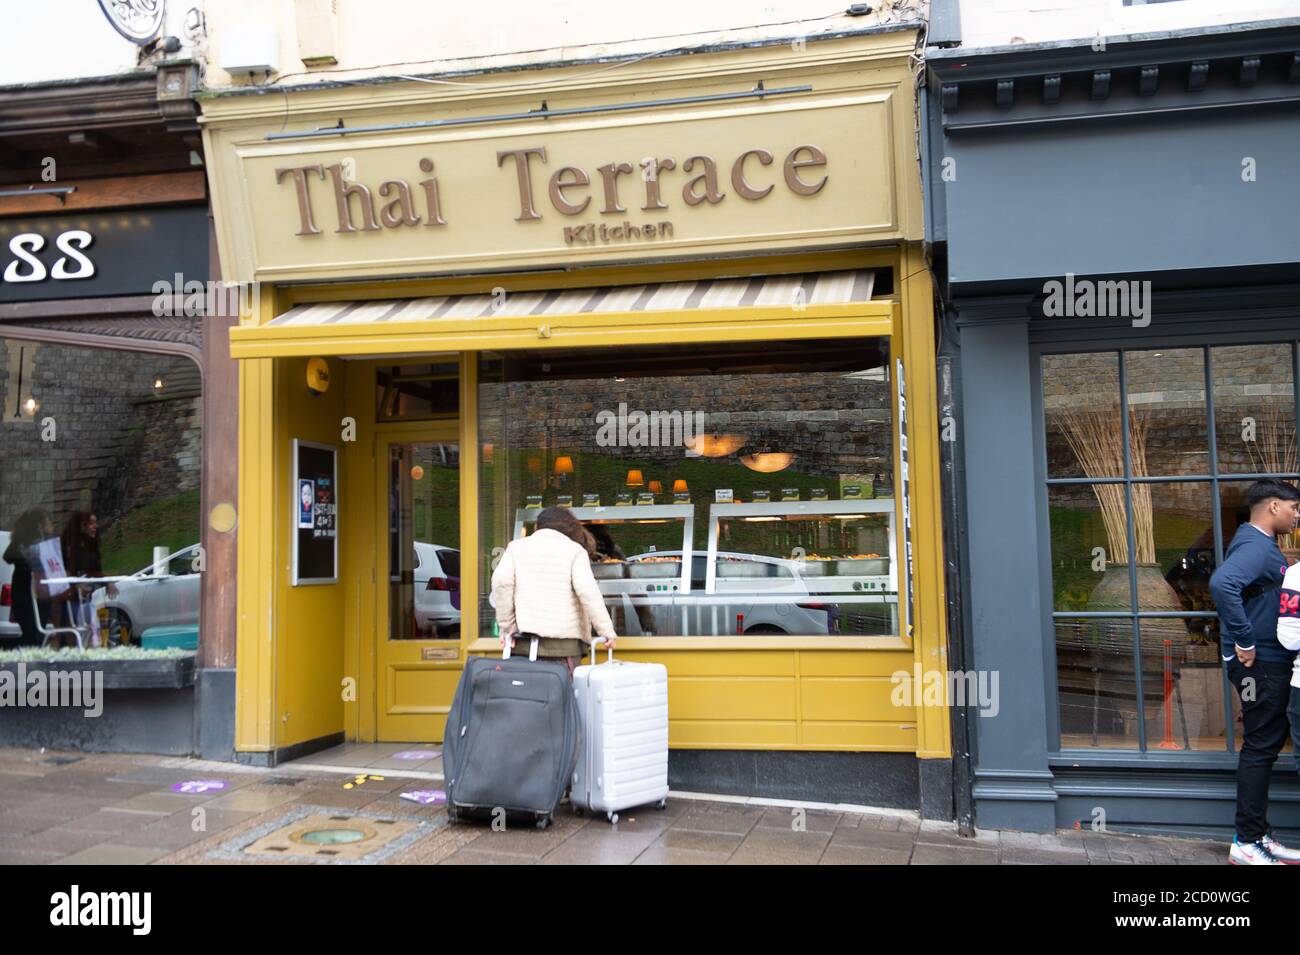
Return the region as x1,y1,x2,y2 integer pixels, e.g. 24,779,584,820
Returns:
293,440,338,585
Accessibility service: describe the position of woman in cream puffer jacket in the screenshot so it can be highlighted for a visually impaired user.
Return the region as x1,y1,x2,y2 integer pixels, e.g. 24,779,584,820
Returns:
491,507,618,673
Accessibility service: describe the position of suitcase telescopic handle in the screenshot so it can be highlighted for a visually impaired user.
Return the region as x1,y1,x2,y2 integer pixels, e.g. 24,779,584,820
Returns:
502,634,539,660
590,637,615,666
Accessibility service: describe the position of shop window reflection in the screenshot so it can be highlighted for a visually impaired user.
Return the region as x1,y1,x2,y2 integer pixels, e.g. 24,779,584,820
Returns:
477,338,900,639
1212,343,1296,477
1044,343,1300,754
0,341,202,652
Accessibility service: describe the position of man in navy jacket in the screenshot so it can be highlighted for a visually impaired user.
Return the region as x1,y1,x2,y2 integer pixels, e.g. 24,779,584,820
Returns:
1210,479,1300,864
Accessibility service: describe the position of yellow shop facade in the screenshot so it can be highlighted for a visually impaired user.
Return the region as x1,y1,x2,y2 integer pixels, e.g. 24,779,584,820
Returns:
199,27,952,810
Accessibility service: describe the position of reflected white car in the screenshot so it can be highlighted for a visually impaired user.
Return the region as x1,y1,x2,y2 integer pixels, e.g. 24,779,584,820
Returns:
91,544,201,642
0,530,19,642
612,550,836,636
413,542,460,637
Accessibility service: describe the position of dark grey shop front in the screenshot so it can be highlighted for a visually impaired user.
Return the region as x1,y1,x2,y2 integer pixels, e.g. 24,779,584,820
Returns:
924,15,1300,836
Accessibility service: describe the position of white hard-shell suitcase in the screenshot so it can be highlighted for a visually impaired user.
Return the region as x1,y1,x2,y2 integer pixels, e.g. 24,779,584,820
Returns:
571,640,669,824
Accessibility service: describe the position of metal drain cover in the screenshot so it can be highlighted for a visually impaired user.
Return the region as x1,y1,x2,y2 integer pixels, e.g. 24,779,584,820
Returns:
298,827,368,846
241,811,418,861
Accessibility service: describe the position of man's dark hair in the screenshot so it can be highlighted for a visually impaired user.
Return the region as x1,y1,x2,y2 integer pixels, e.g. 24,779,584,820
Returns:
1247,479,1300,509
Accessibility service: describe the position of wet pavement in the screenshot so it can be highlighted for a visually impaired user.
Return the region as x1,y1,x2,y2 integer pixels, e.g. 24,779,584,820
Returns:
0,745,1229,865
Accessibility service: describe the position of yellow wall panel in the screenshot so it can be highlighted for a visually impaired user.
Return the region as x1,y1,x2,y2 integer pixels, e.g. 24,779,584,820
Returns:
669,678,796,721
626,651,796,677
800,677,912,722
274,356,348,748
670,721,799,748
798,650,914,677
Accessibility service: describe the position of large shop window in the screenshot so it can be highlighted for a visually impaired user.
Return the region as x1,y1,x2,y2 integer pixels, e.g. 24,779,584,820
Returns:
1042,343,1299,754
478,338,900,639
0,339,202,653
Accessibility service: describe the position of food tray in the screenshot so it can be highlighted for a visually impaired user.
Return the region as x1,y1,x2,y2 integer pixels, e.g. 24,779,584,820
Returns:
627,561,682,579
591,562,628,580
836,558,890,576
716,562,776,578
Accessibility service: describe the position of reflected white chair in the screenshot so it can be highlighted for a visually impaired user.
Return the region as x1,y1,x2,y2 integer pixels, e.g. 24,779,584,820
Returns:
32,578,89,649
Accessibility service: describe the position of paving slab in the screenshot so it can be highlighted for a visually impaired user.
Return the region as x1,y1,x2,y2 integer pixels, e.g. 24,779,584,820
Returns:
53,843,171,865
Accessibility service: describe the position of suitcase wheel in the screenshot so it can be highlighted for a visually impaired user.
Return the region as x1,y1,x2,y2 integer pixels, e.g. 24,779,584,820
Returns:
607,811,619,825
656,797,668,811
573,806,584,817
535,813,551,830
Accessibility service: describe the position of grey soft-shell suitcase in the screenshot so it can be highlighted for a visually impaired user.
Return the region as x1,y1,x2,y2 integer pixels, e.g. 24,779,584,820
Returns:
442,648,579,829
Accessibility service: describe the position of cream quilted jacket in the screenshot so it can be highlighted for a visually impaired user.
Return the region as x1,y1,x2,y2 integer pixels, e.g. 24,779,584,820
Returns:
490,527,617,644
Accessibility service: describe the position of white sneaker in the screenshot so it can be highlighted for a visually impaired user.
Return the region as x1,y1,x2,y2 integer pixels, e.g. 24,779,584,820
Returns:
1262,834,1300,864
1229,839,1285,865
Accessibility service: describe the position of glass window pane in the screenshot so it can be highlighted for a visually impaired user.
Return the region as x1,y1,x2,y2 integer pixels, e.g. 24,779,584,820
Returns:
1056,617,1140,750
478,338,898,638
376,362,458,420
1,342,201,649
1125,347,1208,477
1042,352,1121,479
1212,343,1296,476
388,442,460,640
1219,477,1300,566
1049,483,1132,612
1139,620,1234,753
1147,480,1220,674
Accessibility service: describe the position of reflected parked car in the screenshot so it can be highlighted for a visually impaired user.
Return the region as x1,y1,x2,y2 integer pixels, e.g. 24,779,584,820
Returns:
91,544,201,643
612,550,837,636
413,542,460,637
0,530,19,643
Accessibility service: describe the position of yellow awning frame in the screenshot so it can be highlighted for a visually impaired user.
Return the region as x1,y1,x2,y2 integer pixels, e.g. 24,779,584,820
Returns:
229,250,899,358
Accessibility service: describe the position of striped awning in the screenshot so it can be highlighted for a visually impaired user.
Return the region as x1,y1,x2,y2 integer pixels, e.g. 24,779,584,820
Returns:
268,269,876,328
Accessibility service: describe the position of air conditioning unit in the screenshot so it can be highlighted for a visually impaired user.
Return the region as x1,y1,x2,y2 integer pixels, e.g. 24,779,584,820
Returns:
219,28,282,77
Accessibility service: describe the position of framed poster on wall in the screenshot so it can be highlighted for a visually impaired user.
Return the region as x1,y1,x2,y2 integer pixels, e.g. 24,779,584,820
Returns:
292,439,338,585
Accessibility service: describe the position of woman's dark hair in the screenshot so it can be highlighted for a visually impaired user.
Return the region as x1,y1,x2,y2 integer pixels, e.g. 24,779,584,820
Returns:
61,511,101,576
535,506,596,556
11,508,51,548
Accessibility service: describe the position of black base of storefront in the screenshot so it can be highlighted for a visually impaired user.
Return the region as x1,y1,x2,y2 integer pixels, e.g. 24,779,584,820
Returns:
668,750,952,815
0,688,195,756
196,667,235,762
977,763,1300,840
235,731,346,768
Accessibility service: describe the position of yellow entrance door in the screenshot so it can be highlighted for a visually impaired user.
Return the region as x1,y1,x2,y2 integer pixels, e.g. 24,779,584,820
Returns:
376,427,464,741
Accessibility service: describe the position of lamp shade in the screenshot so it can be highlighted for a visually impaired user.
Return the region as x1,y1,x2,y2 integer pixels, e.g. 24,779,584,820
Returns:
672,479,688,493
554,455,574,475
740,452,795,473
684,433,746,458
648,480,663,494
625,469,644,486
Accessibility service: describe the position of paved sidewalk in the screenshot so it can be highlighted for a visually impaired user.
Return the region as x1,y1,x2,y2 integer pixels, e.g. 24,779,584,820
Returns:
0,747,1227,864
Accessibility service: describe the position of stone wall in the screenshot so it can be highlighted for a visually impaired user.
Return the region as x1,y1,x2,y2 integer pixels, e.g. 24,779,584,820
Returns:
481,367,894,479
1042,343,1297,523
